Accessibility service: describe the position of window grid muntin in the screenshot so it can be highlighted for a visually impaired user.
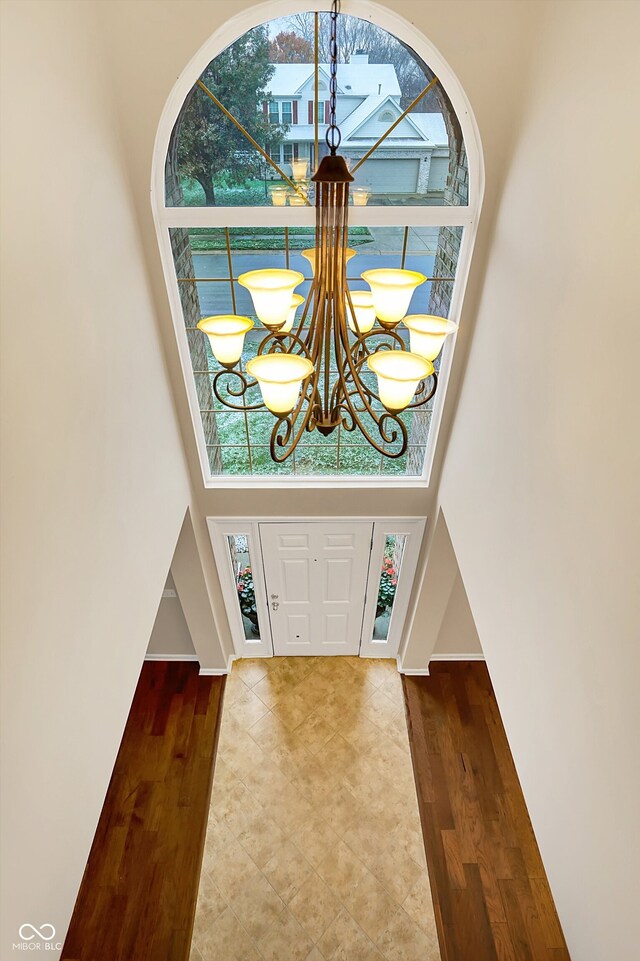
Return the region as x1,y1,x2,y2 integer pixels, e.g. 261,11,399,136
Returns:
169,223,458,478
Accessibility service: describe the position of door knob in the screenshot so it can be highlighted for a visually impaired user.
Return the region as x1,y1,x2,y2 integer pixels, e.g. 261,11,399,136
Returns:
271,600,280,611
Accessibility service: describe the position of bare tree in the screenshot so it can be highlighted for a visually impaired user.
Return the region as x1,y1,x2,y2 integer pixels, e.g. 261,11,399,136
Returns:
280,12,439,111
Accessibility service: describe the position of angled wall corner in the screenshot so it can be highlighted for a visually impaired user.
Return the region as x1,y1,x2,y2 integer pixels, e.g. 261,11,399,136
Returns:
146,571,197,659
170,509,229,671
400,508,465,671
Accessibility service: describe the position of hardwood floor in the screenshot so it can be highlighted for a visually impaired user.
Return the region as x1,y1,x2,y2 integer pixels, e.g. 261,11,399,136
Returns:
403,661,571,961
62,661,225,961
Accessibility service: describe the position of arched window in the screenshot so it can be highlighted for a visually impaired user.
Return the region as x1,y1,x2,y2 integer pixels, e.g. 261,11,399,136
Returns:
152,5,482,486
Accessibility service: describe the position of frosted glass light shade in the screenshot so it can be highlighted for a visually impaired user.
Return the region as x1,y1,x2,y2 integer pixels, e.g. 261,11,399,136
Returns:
280,294,305,333
353,187,370,206
302,247,356,277
291,158,309,181
361,268,426,326
289,192,307,206
366,350,433,413
245,353,314,415
403,315,458,361
271,187,287,207
196,315,253,367
238,269,303,329
345,291,376,333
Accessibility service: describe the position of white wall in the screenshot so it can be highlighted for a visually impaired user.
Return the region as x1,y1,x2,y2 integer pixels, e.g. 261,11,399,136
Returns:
97,0,539,660
146,573,196,658
439,2,640,959
0,1,193,954
433,572,482,657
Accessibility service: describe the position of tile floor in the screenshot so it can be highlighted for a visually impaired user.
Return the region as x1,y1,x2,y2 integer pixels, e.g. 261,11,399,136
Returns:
190,656,441,961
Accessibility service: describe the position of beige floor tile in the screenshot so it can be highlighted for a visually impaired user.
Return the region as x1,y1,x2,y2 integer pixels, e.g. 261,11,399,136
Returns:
288,871,342,943
304,950,326,961
233,658,270,687
227,688,271,731
192,872,227,941
317,906,383,961
293,710,336,754
269,735,314,779
209,757,239,803
369,843,425,905
207,837,261,902
316,838,368,900
223,670,251,706
226,870,284,942
290,814,339,869
362,689,403,731
212,779,263,838
236,811,288,870
402,873,437,939
251,671,292,708
201,812,235,873
343,869,399,942
263,839,314,903
247,709,291,753
219,730,268,780
194,658,439,961
194,905,260,961
271,690,315,731
257,908,314,961
376,906,440,961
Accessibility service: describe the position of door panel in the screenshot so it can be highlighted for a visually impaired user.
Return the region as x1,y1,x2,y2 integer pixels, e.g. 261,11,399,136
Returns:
260,522,373,656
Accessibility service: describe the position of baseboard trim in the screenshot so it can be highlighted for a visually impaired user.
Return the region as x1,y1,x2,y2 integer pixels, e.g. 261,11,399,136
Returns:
396,656,429,676
430,653,485,661
144,654,199,662
199,654,238,677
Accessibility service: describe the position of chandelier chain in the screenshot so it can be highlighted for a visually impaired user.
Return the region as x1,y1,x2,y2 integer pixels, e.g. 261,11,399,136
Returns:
326,0,341,154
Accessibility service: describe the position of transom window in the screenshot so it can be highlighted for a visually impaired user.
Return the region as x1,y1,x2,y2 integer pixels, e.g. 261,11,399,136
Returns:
153,6,482,486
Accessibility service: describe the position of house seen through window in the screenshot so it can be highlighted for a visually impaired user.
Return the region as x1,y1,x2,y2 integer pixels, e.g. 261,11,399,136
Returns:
158,10,476,483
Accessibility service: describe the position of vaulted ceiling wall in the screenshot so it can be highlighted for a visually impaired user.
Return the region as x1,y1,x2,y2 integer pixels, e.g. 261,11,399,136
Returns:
436,3,640,958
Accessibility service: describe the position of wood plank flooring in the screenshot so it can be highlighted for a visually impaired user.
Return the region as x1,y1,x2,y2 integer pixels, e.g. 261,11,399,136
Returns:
62,661,225,961
403,661,571,961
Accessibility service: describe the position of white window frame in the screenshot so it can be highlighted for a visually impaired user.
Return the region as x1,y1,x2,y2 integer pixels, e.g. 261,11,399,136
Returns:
281,100,293,124
151,0,484,490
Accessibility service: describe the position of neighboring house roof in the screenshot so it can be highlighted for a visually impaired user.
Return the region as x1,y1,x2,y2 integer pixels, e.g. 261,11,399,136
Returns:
267,63,401,98
410,113,448,146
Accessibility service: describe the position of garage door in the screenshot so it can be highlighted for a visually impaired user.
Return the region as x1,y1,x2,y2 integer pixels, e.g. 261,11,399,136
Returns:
427,156,449,192
355,158,420,195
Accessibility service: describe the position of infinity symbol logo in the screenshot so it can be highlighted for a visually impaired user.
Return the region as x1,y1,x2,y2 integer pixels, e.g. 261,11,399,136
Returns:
18,923,56,941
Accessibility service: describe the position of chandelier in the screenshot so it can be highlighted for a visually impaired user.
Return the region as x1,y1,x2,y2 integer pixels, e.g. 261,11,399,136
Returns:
197,1,457,462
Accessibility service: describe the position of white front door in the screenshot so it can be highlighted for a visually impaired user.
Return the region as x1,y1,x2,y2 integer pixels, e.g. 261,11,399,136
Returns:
260,522,373,655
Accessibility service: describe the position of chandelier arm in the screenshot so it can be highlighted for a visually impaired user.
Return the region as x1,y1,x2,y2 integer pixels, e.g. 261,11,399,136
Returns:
332,318,408,454
290,276,317,343
211,369,266,412
403,370,439,409
268,376,318,462
256,329,314,359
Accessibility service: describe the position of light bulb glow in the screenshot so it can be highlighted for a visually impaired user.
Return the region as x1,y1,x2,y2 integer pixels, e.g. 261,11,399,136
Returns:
403,315,458,361
291,158,309,181
246,353,314,415
280,294,305,334
366,350,433,413
196,315,253,367
302,247,356,277
238,269,304,329
353,187,370,206
345,291,376,334
361,268,426,326
270,187,287,207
